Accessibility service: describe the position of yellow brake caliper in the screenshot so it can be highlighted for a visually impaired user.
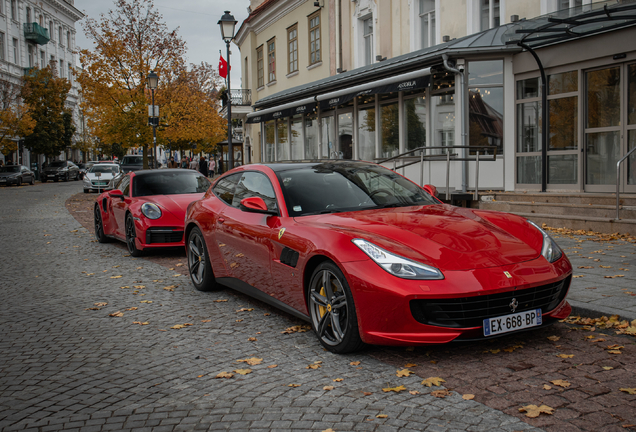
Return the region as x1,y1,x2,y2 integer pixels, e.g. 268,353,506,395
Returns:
319,287,327,318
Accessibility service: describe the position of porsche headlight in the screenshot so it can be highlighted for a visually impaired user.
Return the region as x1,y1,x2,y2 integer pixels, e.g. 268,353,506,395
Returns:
528,220,562,263
141,202,162,219
352,239,443,280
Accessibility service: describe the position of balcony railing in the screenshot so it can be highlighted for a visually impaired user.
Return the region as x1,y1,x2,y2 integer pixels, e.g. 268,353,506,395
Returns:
222,89,252,107
23,23,50,45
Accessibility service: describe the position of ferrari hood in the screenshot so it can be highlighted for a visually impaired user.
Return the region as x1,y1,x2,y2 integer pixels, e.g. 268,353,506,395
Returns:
149,193,204,219
298,205,541,271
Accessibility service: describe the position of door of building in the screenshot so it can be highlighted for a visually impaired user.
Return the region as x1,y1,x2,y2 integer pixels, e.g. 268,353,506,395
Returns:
338,111,353,159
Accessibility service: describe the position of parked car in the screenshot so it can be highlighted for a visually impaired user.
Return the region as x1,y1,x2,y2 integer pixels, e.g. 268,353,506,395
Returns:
183,161,572,353
120,155,158,173
93,169,211,257
0,165,35,186
41,160,80,182
83,163,121,193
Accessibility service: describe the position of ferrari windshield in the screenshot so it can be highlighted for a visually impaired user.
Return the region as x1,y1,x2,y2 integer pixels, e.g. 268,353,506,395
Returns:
133,171,210,197
277,162,439,216
89,165,120,174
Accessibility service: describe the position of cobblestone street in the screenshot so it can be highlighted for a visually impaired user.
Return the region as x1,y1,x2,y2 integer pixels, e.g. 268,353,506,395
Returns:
0,181,634,432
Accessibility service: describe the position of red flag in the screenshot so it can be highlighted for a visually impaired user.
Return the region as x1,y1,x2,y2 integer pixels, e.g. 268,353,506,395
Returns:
219,55,228,78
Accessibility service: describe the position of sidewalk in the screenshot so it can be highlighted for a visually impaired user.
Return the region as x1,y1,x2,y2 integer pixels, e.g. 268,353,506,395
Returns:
547,227,636,321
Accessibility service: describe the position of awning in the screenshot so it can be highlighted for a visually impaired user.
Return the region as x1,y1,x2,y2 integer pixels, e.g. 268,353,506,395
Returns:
317,68,432,110
246,97,316,124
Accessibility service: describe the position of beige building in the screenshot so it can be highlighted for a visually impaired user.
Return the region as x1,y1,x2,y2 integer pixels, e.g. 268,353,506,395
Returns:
233,0,636,195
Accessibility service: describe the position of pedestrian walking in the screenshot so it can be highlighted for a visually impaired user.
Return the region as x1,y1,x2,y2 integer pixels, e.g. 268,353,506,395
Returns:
199,156,208,177
218,155,224,175
209,158,216,177
189,157,199,171
180,157,189,169
167,157,178,168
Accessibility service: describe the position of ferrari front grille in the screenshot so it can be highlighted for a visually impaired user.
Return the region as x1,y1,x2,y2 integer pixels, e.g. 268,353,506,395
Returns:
409,276,571,328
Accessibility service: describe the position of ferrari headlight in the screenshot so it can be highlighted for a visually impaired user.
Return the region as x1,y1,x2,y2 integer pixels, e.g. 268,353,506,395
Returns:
141,202,162,219
528,220,562,263
352,239,443,280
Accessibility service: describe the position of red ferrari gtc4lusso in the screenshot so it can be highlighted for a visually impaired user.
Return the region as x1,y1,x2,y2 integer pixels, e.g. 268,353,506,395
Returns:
94,169,210,256
184,161,572,353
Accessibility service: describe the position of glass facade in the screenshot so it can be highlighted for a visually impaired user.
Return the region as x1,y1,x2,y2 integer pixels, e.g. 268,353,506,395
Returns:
358,107,376,162
290,115,303,160
304,114,319,160
380,102,399,158
276,120,288,161
405,97,426,152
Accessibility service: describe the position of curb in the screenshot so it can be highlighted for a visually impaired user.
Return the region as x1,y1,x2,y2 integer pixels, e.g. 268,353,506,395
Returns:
569,299,636,322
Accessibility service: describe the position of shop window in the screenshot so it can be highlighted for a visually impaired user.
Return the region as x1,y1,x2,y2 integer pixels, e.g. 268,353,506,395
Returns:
264,121,275,162
468,61,503,155
381,102,399,158
404,96,426,152
304,114,319,159
290,115,302,160
276,119,288,160
358,107,376,162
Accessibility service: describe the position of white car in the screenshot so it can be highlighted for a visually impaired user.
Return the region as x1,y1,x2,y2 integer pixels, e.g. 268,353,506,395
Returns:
83,164,121,193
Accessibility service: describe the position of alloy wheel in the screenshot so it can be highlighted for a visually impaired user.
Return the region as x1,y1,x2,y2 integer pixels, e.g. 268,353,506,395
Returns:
309,269,349,346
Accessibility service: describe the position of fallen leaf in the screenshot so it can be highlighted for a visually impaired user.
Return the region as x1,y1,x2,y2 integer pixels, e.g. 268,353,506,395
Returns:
547,336,561,342
132,321,149,325
163,285,176,291
267,365,278,368
462,394,475,400
110,275,123,279
124,307,138,311
410,390,421,395
608,350,622,354
94,302,108,307
236,308,254,312
85,307,101,311
322,429,335,432
431,389,451,398
235,319,243,322
248,337,257,342
619,388,636,395
573,275,584,278
350,361,361,366
421,377,445,387
140,300,153,304
237,357,262,366
201,319,211,322
215,372,233,379
133,285,145,289
551,379,571,388
323,386,334,391
281,325,311,334
556,354,574,358
396,369,413,377
306,364,321,369
376,414,388,418
288,383,301,387
404,362,418,367
109,311,124,317
578,266,593,269
519,404,555,418
602,366,614,370
176,263,184,267
543,384,552,390
333,378,344,382
233,369,252,375
382,385,406,393
362,392,372,396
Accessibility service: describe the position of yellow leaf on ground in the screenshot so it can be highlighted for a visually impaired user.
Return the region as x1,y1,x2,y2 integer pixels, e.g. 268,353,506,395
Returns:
519,404,555,418
544,384,552,390
248,337,257,342
323,386,334,391
376,414,388,418
306,364,321,369
551,379,571,388
201,319,211,322
333,378,344,382
431,389,451,398
133,285,145,289
421,377,446,387
350,361,361,366
322,429,335,432
236,308,254,312
547,336,561,341
362,392,372,396
267,365,278,368
619,388,636,395
171,324,185,329
462,394,475,400
215,372,233,379
396,369,413,377
404,363,418,368
288,384,301,387
410,390,421,395
213,299,228,303
237,357,263,366
233,369,252,375
163,285,176,291
124,307,138,311
176,263,184,267
608,350,622,354
556,354,574,358
110,275,123,279
573,275,584,278
109,311,124,317
602,366,614,370
382,385,406,393
281,325,311,334
94,302,108,307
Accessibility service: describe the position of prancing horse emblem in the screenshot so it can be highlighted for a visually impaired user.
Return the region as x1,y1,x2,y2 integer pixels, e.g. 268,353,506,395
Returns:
509,298,519,313
278,228,286,240
504,271,512,279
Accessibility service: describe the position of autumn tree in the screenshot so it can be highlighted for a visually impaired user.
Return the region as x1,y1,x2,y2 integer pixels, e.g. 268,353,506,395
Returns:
78,0,186,169
20,67,73,160
159,62,226,156
0,78,35,157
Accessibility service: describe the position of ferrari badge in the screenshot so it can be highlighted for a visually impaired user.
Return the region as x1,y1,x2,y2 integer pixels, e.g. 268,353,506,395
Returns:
278,228,286,240
504,271,512,279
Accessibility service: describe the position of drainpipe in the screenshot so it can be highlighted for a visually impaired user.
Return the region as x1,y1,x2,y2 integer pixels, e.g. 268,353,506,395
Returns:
442,54,467,193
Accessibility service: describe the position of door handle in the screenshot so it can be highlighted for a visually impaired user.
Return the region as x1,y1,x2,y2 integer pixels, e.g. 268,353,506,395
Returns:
217,217,225,224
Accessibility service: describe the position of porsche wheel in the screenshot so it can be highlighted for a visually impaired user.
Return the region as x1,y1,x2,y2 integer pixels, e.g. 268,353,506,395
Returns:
187,227,217,291
308,261,364,353
125,214,143,257
94,204,110,243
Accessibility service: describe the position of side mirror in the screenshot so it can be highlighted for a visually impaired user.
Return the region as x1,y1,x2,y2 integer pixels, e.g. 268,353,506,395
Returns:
239,197,277,215
423,184,437,197
108,190,125,201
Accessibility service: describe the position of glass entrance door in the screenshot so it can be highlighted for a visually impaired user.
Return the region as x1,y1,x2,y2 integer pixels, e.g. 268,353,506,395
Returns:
585,64,636,193
338,111,353,159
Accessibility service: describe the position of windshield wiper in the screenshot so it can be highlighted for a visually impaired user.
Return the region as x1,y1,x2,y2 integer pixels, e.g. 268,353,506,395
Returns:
374,203,413,209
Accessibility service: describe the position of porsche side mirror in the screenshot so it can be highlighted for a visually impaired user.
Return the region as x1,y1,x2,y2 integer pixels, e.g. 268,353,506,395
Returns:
239,197,277,215
423,184,437,197
108,190,125,201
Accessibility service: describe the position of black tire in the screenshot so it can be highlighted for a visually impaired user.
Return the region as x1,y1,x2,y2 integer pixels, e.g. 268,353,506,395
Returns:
41,178,46,183
187,227,217,291
125,214,144,257
308,261,364,354
29,176,34,185
74,173,79,181
16,178,22,186
53,178,58,182
83,188,89,193
64,173,69,182
94,204,110,243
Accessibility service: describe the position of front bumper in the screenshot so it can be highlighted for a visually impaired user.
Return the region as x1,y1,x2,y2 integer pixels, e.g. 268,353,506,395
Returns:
341,254,572,345
131,212,185,250
0,177,19,185
43,171,66,180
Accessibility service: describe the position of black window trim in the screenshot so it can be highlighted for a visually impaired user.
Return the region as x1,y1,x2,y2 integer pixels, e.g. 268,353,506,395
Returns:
212,170,280,215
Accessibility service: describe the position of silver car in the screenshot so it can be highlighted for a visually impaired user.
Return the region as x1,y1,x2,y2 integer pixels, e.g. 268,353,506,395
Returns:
83,164,121,193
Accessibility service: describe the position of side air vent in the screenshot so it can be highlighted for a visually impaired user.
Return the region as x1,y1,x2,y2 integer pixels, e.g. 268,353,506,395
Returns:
280,247,299,268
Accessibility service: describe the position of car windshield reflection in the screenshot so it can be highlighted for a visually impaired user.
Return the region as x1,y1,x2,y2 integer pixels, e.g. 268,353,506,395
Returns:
277,162,439,216
133,171,210,197
89,165,120,174
0,166,20,173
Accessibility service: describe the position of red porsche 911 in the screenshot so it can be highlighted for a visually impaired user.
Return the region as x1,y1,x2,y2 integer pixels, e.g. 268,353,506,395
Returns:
94,169,211,256
184,161,572,353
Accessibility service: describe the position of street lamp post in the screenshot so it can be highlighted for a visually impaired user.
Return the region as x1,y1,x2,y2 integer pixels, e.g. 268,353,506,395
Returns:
219,11,237,171
146,70,159,169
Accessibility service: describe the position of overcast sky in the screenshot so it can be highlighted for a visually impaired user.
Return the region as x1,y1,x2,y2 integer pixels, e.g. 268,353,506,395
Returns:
74,0,249,86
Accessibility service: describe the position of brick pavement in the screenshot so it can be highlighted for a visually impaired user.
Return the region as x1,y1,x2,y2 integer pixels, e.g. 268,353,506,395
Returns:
0,183,539,431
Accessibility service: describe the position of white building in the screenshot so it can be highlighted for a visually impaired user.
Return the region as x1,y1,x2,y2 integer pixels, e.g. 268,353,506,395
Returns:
0,0,83,168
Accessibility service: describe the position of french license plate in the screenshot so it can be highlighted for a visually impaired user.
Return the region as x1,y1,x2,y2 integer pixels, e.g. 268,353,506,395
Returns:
483,309,542,337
